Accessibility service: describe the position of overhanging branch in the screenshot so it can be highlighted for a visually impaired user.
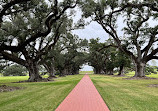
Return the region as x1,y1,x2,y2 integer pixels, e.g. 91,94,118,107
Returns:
0,0,31,25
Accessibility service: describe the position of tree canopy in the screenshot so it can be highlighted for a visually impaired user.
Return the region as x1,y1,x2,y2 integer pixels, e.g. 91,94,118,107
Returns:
79,0,158,77
1,0,158,80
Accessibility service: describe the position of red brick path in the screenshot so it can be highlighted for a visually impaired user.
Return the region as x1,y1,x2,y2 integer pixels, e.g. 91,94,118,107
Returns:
55,75,110,111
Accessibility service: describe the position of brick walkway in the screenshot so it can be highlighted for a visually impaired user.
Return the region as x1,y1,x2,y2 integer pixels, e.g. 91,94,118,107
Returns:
55,75,110,111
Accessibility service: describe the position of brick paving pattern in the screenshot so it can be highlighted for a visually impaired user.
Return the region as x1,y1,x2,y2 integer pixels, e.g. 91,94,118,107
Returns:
55,74,110,111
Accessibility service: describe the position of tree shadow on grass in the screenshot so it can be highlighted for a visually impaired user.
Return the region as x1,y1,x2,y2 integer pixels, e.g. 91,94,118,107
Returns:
0,85,23,92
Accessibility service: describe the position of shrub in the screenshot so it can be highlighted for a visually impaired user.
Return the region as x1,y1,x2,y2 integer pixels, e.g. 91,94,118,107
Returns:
145,65,157,75
3,64,27,76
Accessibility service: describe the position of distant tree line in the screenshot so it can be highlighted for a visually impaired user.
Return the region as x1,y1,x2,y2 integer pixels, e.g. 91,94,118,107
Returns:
88,38,158,76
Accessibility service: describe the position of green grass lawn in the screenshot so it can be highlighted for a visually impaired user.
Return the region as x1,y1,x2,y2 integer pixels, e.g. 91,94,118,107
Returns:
0,75,83,111
79,71,94,74
0,72,158,111
90,73,158,111
125,71,158,78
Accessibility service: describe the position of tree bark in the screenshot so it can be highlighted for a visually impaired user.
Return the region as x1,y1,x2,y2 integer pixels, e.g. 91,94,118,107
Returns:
134,62,146,77
26,60,42,82
108,69,114,75
59,69,68,77
118,65,124,76
75,70,79,74
49,65,56,77
72,70,79,75
94,68,102,74
43,63,56,78
103,69,108,74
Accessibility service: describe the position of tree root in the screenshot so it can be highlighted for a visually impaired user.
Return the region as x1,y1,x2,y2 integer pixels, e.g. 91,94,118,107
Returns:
0,85,22,92
13,78,54,83
113,74,126,77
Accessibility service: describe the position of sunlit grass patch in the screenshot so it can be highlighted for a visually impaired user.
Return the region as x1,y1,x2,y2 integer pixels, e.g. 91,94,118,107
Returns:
0,75,83,111
125,71,158,78
79,71,94,74
90,74,158,111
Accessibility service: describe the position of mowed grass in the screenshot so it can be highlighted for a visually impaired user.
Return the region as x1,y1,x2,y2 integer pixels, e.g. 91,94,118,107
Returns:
0,75,83,111
79,71,94,74
1,72,158,111
90,73,158,111
125,71,158,78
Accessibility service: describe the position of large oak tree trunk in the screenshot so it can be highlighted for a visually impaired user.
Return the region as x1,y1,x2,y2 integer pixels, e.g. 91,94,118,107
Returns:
118,65,124,76
72,69,79,75
27,60,42,82
49,66,56,77
59,68,68,77
94,68,102,74
75,70,79,74
134,62,146,77
108,69,114,75
44,64,56,78
103,69,108,74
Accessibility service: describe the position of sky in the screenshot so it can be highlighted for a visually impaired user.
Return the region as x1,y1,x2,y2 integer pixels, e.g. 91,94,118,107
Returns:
80,64,93,71
71,7,109,42
71,7,109,71
73,21,108,42
73,22,108,71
